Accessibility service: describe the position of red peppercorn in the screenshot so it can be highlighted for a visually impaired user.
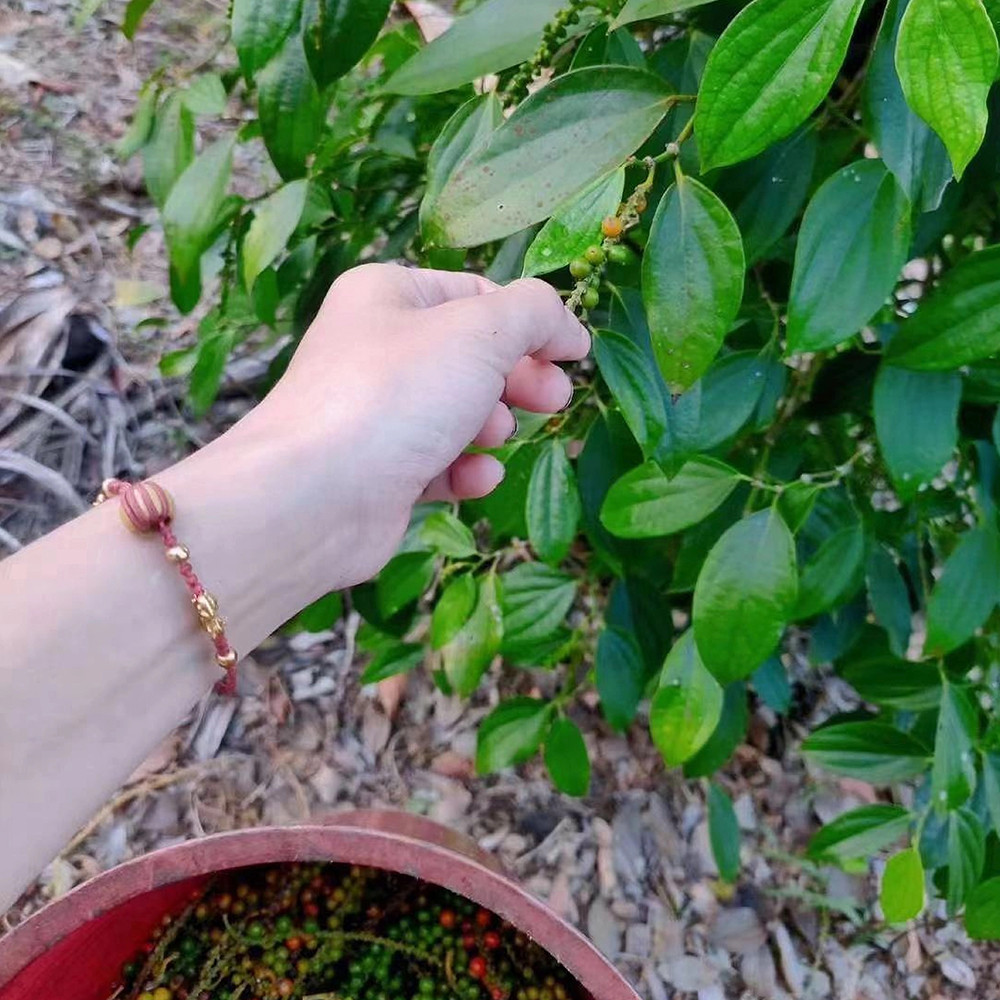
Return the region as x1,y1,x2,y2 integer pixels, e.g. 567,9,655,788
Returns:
469,956,487,980
484,931,501,950
475,909,491,929
463,934,477,950
304,902,320,918
142,942,154,954
462,920,473,933
440,909,457,929
491,987,505,1000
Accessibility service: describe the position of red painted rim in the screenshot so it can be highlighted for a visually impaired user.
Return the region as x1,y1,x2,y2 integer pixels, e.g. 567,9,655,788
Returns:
0,815,639,999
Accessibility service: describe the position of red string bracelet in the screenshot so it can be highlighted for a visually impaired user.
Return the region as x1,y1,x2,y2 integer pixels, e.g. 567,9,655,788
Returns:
93,478,238,695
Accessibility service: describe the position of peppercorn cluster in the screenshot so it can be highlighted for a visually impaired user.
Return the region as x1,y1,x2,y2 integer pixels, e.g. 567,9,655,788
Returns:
504,0,587,105
118,863,588,1000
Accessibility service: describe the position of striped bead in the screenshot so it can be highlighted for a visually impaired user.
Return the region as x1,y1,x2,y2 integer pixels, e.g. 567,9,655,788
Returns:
118,481,175,533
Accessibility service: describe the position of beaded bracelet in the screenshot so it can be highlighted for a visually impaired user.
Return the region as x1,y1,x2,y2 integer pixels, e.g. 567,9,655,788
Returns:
93,478,238,695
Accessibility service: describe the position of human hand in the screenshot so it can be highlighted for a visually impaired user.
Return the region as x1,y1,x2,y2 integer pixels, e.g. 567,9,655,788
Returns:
237,263,590,590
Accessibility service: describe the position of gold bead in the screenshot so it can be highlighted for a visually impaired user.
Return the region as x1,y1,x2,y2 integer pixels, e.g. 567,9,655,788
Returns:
165,544,190,563
201,615,225,639
216,649,238,669
193,592,219,621
100,478,118,497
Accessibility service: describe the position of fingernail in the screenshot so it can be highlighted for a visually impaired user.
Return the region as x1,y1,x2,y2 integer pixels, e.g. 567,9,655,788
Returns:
561,382,575,411
507,412,519,441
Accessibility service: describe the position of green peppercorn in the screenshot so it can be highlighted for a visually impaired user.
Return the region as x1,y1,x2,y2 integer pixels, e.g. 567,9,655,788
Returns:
606,244,632,266
584,245,605,266
568,258,592,279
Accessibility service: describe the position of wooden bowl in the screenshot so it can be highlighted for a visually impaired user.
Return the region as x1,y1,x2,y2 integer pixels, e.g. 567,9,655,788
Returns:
0,811,640,1000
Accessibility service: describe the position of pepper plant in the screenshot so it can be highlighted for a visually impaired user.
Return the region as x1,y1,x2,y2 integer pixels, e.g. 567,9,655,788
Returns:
119,0,1000,935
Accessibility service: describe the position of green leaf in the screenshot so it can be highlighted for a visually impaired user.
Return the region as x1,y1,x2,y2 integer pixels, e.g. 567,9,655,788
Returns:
808,805,912,861
947,808,986,914
385,0,565,94
895,0,999,179
650,631,724,767
182,74,227,116
570,24,645,69
694,0,866,171
242,180,309,291
442,573,503,696
787,161,911,354
360,642,424,684
476,697,553,774
500,563,576,662
258,29,326,180
888,247,1000,369
840,654,942,712
287,591,343,633
967,877,1000,939
642,175,745,393
302,0,392,88
984,752,1000,835
188,329,235,415
116,81,157,159
162,136,234,314
684,683,749,777
142,93,194,208
880,847,926,923
802,722,929,782
522,170,625,278
431,572,477,650
231,0,302,77
708,783,741,882
693,509,798,684
794,521,866,620
544,717,591,796
122,0,155,38
931,681,979,810
526,441,581,564
376,551,436,619
874,366,961,500
865,0,953,213
865,547,913,658
925,527,1000,655
776,481,821,535
419,510,477,558
601,458,742,539
425,67,673,247
596,626,648,732
592,329,668,457
612,0,716,28
752,656,792,713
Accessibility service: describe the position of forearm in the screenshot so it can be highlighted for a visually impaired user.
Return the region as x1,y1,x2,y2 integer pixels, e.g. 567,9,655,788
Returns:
0,413,367,909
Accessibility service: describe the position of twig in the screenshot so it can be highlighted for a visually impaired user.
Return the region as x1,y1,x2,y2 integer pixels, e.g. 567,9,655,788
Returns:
0,449,87,511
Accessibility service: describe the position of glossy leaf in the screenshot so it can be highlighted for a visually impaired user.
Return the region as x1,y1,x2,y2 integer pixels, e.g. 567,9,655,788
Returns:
123,0,156,38
808,805,912,861
931,681,979,810
684,683,749,777
787,160,911,354
288,591,343,633
116,82,157,159
880,847,925,923
142,93,194,208
258,29,326,180
802,722,929,782
431,573,477,650
442,573,503,696
642,174,745,393
419,510,477,558
967,877,1000,940
501,563,576,662
522,170,625,278
752,656,791,713
526,441,581,565
360,642,424,684
925,527,1000,655
242,180,308,291
985,752,1000,836
708,783,741,882
376,550,436,619
386,0,565,95
231,0,301,77
476,697,553,774
544,717,591,797
612,0,716,27
895,0,998,179
794,521,866,619
182,74,227,116
693,509,798,683
695,0,866,170
840,654,942,712
865,548,911,657
874,366,961,499
947,808,986,914
596,626,648,732
162,136,234,314
188,329,235,415
593,329,668,457
602,458,741,540
650,631,724,767
865,0,953,212
302,0,393,89
425,67,673,247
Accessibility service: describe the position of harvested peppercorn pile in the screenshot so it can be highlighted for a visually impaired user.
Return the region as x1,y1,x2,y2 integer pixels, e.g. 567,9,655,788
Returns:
118,862,586,1000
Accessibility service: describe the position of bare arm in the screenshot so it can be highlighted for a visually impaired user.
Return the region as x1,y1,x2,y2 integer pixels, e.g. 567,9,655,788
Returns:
0,264,589,909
